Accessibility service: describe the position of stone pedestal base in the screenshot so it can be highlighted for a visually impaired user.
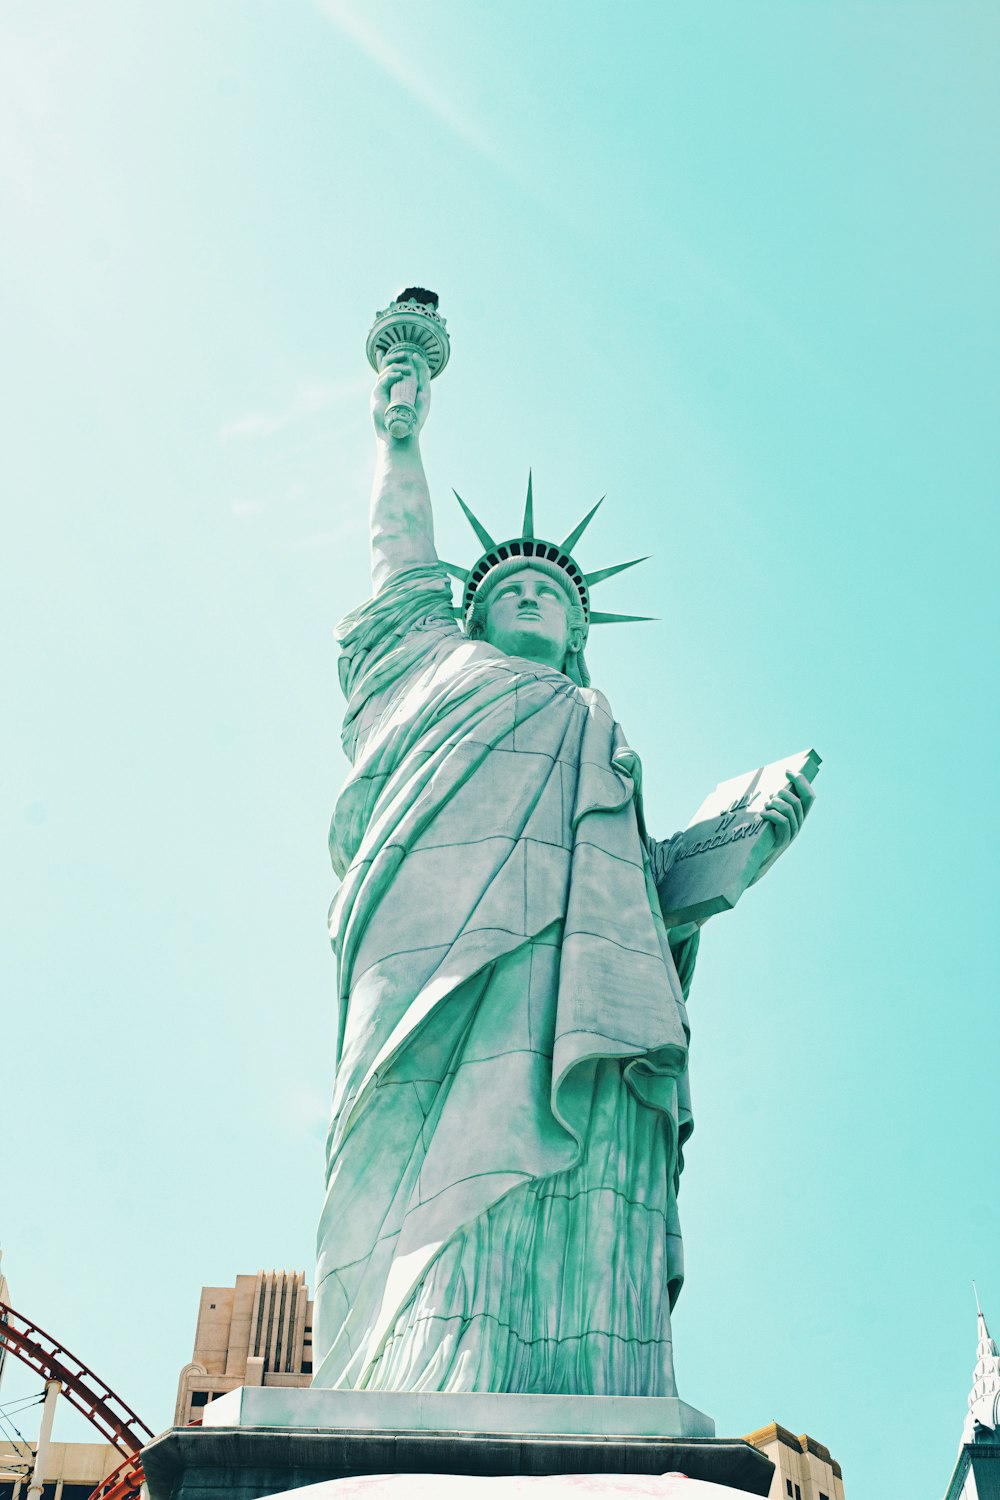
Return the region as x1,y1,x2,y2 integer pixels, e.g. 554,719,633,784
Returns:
204,1387,716,1441
141,1389,773,1500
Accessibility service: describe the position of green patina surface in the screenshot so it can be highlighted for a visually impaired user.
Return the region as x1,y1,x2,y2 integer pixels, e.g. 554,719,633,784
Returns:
313,333,812,1398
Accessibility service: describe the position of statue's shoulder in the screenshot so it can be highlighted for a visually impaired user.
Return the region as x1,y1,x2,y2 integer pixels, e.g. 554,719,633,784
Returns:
337,563,459,704
578,682,616,720
338,566,457,655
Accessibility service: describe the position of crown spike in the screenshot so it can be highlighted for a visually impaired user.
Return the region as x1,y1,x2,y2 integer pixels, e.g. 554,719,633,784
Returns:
589,610,658,625
561,496,605,553
453,490,497,552
585,556,650,588
522,471,535,539
440,560,471,584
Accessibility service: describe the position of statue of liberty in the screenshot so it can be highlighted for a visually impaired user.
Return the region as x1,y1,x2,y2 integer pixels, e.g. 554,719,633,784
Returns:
313,315,814,1398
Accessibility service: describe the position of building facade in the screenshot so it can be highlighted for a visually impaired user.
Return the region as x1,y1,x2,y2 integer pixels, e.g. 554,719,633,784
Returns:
745,1423,845,1500
0,1442,121,1500
173,1270,313,1426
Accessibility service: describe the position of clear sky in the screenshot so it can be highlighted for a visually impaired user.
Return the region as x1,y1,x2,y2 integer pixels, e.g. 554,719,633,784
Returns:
1,3,997,1497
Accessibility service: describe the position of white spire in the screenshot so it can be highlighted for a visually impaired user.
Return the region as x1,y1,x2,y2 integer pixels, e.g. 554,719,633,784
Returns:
965,1287,1000,1440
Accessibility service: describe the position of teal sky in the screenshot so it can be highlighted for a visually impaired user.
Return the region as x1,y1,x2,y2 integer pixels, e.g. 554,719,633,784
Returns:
1,3,997,1497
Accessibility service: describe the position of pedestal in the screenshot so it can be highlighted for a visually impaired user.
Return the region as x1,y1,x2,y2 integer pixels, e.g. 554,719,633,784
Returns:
140,1389,774,1500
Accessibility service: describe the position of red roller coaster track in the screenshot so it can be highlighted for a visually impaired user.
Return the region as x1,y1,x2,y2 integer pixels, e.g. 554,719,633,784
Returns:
0,1301,153,1456
0,1300,154,1500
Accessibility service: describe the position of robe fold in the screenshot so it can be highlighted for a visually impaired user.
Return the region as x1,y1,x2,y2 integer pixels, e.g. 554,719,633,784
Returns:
315,564,698,1396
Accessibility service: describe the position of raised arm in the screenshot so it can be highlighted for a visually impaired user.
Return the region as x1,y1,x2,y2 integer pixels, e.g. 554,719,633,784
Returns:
369,350,438,593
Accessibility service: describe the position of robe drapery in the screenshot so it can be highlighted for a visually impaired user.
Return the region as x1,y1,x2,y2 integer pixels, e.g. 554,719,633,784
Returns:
315,564,698,1396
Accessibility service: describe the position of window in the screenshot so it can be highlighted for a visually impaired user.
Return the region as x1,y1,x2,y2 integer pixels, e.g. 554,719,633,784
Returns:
820,1493,829,1500
190,1391,209,1407
794,1488,801,1500
62,1486,99,1500
301,1362,313,1375
786,1485,793,1498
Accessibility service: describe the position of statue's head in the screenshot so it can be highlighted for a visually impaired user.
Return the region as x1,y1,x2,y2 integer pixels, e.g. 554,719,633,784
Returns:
465,559,588,680
443,476,652,690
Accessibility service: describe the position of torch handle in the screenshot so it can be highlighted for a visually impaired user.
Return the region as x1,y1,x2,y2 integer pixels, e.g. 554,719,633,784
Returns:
383,362,419,441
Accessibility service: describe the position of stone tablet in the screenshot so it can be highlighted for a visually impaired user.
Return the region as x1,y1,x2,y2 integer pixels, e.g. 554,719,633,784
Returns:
656,749,822,928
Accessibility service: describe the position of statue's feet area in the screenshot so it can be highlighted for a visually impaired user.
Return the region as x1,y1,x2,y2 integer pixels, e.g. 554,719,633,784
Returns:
367,1059,679,1397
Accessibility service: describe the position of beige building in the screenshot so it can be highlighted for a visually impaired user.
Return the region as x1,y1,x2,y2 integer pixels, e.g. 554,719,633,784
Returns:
0,1441,121,1500
745,1423,845,1500
174,1270,314,1425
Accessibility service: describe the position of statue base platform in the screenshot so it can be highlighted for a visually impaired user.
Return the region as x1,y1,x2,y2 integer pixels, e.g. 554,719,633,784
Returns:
141,1388,774,1500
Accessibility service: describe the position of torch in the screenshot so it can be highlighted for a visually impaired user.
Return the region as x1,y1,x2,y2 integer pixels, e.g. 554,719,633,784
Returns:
366,287,451,440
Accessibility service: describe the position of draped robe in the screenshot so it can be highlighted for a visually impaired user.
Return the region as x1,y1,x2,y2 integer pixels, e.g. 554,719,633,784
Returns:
314,564,699,1396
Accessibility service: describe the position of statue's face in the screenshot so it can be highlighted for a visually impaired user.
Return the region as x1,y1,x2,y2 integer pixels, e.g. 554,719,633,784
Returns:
483,567,577,669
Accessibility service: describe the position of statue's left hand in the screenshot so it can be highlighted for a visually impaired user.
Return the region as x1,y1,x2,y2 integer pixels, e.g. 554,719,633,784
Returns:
753,771,816,883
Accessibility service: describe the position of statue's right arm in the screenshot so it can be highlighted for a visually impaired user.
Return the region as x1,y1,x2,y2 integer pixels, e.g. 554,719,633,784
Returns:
369,350,438,593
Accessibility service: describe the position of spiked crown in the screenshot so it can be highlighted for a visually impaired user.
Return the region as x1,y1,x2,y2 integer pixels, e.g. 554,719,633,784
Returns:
442,473,653,629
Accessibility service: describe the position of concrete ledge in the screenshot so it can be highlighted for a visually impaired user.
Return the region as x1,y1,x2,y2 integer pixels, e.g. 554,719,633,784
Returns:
141,1427,774,1500
202,1387,715,1440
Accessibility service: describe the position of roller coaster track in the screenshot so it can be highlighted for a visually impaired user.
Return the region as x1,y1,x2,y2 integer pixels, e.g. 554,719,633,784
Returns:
0,1300,154,1500
0,1300,153,1455
83,1452,146,1500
